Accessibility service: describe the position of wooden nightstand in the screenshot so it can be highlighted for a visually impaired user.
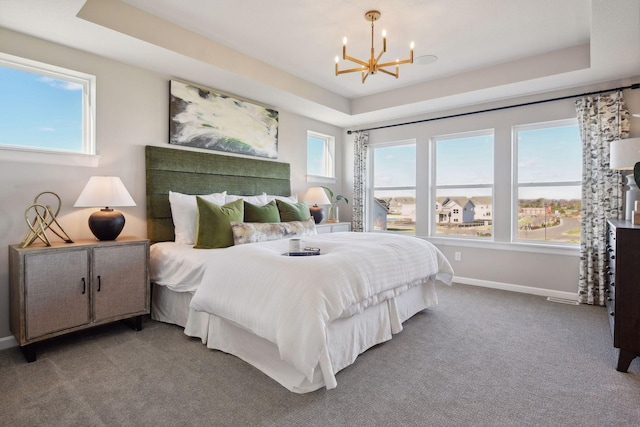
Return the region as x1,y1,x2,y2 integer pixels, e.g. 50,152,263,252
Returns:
316,222,351,234
9,237,150,362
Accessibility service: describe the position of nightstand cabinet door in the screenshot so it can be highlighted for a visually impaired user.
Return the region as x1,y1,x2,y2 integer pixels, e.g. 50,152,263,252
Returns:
92,243,148,322
24,249,90,340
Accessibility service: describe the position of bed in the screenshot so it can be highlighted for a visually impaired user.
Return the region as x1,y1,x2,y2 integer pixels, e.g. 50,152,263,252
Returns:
146,145,453,393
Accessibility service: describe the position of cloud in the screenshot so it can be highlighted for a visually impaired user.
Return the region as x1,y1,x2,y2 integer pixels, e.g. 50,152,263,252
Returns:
40,127,55,132
38,76,82,91
518,157,538,168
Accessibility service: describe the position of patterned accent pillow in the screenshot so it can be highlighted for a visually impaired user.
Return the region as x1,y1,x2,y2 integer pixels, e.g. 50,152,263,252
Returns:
230,218,317,245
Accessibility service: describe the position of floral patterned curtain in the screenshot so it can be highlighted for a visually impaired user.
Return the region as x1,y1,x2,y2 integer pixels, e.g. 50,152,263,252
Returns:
576,91,630,305
352,131,369,232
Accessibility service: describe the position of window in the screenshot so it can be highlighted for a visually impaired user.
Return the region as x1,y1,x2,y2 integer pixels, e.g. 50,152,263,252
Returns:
0,52,96,166
369,141,416,234
513,119,581,244
306,131,335,183
432,131,494,238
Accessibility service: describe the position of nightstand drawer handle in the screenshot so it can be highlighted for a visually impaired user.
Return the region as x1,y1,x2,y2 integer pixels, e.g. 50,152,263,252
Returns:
97,275,101,292
81,277,86,295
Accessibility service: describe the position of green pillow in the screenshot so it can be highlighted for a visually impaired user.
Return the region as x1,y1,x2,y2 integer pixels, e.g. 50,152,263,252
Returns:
244,200,281,223
276,199,311,222
194,197,244,249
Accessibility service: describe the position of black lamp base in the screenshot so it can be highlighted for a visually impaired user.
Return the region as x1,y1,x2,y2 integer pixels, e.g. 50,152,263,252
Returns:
88,208,125,240
309,205,324,224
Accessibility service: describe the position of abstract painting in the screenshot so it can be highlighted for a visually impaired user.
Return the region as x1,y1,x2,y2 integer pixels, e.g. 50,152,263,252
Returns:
169,80,279,159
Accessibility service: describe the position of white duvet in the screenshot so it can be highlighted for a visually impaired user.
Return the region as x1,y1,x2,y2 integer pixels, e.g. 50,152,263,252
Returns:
188,232,453,384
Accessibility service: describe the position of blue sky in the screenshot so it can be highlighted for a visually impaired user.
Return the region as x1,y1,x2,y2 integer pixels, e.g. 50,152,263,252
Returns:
374,143,416,187
307,135,326,176
0,65,82,152
374,125,581,200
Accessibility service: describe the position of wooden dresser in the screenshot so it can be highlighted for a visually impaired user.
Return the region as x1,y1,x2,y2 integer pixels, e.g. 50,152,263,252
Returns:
9,237,150,362
605,219,640,371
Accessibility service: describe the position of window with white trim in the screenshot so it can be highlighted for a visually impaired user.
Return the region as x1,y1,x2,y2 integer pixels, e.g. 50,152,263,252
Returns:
432,130,494,238
369,140,416,234
306,131,335,183
513,119,581,244
0,52,96,165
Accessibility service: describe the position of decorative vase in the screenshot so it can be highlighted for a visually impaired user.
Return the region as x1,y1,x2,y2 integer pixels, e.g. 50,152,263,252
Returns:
328,205,339,223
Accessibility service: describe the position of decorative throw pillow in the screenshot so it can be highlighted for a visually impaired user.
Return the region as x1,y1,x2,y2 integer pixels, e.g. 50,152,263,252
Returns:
231,218,317,245
276,199,311,222
244,200,281,223
266,194,298,203
194,197,244,249
225,193,268,206
169,191,227,245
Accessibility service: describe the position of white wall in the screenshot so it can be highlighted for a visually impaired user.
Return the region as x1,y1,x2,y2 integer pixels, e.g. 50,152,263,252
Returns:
0,28,342,342
342,80,640,298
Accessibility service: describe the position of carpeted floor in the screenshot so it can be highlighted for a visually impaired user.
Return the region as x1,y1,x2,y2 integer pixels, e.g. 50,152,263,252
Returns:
1,282,638,426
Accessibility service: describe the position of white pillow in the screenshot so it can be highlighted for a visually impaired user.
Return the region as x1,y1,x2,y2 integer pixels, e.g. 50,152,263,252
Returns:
265,194,298,203
169,191,227,244
225,193,268,206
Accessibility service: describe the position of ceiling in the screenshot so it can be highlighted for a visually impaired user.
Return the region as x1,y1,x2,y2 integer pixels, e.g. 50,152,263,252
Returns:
0,0,639,128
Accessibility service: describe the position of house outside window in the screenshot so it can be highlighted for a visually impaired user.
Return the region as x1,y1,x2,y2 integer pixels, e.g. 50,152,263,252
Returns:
432,130,494,238
0,52,96,166
369,140,416,234
513,119,581,244
306,130,335,183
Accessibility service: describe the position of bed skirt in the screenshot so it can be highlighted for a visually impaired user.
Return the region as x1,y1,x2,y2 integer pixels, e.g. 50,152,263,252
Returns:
151,278,439,393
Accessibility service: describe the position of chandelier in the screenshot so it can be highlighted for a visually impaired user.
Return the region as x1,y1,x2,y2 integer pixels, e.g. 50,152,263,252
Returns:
335,10,414,84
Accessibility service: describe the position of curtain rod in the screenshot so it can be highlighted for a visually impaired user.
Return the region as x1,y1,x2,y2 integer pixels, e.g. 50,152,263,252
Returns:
346,83,640,134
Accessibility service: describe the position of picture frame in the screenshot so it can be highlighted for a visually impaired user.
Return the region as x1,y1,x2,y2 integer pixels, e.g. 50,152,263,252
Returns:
169,80,279,159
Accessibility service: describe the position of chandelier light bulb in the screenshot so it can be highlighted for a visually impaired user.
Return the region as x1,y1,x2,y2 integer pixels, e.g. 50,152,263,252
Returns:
382,29,387,38
343,37,348,45
410,41,415,50
335,56,339,63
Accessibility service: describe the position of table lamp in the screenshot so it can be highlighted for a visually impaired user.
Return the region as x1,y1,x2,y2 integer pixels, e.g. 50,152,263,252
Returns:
74,176,136,240
303,187,331,224
610,137,640,221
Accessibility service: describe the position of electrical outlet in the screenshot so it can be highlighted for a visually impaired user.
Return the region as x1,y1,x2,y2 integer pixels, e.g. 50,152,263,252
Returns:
454,251,461,261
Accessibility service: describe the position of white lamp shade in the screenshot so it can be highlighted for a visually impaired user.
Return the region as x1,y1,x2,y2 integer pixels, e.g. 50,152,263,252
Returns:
610,138,640,170
74,176,136,208
303,187,331,205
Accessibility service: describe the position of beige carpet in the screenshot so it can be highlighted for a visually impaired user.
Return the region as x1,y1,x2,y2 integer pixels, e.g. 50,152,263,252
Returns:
1,282,638,426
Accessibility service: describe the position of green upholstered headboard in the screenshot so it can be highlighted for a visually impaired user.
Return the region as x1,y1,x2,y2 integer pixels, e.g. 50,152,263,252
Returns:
145,145,291,243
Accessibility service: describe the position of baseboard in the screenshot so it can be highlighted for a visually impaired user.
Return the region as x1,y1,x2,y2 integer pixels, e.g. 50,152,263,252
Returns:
453,276,578,302
0,335,18,351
